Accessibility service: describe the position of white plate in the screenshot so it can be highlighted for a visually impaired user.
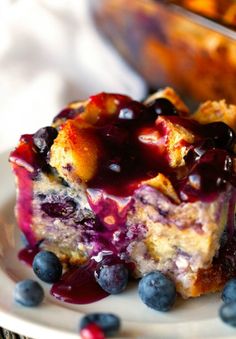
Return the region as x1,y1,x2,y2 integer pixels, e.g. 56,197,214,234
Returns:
0,150,235,339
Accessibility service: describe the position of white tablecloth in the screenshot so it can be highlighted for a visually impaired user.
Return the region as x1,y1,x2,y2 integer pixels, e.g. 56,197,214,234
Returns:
0,0,147,153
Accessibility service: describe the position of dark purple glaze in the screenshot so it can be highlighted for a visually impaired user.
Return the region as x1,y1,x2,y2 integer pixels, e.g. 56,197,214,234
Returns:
53,106,84,124
227,189,236,237
179,149,233,202
51,262,109,304
10,94,236,210
18,246,40,266
217,236,236,277
84,95,235,204
41,199,77,219
9,135,39,245
87,189,132,229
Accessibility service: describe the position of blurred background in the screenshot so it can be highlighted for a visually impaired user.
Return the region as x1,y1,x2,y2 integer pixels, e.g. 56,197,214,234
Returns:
0,0,146,153
1,0,236,153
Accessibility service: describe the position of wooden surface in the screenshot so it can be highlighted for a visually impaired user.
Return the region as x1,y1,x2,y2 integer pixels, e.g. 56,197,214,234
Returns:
0,328,30,339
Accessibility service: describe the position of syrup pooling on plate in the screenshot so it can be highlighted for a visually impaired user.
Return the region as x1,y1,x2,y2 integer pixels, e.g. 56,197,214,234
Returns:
51,261,109,304
18,246,40,266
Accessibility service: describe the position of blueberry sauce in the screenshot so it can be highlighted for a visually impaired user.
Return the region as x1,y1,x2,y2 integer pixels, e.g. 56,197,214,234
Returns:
10,95,236,206
80,95,236,204
179,149,233,202
51,254,134,304
18,246,40,266
9,135,39,246
41,199,77,219
17,244,110,304
51,262,109,304
86,189,132,229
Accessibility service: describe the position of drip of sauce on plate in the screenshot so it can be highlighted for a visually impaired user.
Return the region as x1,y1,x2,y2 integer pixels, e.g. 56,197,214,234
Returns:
51,263,109,304
18,246,40,266
18,246,110,304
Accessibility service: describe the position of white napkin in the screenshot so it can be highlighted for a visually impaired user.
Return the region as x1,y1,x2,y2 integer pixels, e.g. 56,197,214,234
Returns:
0,0,147,153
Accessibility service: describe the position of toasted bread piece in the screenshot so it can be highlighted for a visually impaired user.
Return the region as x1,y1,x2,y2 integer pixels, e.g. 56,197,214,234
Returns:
138,116,195,168
192,100,236,132
144,87,189,115
50,119,101,183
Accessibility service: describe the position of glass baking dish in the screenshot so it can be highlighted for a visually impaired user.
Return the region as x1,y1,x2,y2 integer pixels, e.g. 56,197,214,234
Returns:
90,0,236,104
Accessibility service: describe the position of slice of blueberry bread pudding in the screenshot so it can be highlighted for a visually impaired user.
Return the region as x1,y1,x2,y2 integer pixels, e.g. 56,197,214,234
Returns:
10,87,236,298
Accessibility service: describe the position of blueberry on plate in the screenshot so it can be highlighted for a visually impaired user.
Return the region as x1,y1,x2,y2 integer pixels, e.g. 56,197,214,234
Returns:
222,278,236,304
138,271,176,312
80,313,120,336
95,263,128,294
219,302,236,327
33,250,62,283
14,279,44,307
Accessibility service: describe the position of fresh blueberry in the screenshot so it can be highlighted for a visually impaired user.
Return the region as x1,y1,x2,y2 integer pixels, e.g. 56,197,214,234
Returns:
80,313,120,336
14,279,44,307
138,271,176,312
222,279,236,304
204,122,235,150
33,126,58,155
219,302,236,327
95,263,128,294
33,251,62,283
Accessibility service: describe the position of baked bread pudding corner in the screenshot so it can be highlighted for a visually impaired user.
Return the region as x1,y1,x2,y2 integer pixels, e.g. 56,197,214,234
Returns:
10,88,236,298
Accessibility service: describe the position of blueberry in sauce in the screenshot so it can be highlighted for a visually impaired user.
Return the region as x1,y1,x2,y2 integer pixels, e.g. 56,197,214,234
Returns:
108,163,122,173
33,251,62,283
99,125,129,147
147,98,178,119
180,149,233,202
53,107,83,123
219,302,236,327
41,198,77,219
118,100,145,121
185,139,215,164
14,279,44,307
33,126,58,155
95,263,128,294
138,271,176,312
80,313,120,336
204,122,235,150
